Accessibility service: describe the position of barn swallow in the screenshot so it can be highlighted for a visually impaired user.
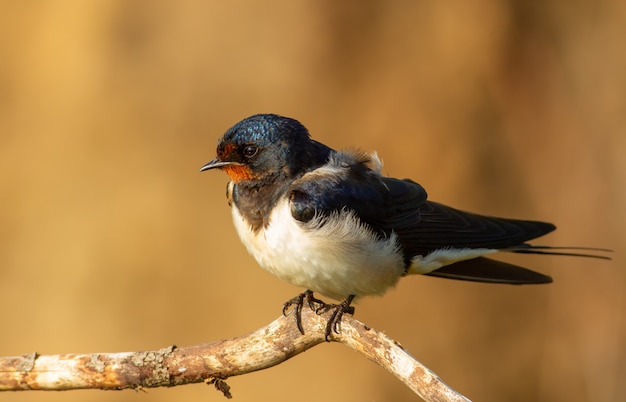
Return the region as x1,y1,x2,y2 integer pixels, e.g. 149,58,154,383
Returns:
201,114,610,339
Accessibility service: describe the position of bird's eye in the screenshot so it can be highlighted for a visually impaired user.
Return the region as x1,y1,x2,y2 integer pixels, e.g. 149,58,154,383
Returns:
243,145,258,158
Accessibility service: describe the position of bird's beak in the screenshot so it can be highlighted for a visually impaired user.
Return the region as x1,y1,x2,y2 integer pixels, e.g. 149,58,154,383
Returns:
199,158,240,172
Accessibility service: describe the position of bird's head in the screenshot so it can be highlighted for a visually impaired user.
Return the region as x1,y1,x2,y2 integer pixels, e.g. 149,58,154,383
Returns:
201,114,330,184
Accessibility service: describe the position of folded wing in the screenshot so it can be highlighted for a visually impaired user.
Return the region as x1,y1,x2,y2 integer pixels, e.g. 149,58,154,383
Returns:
288,151,606,285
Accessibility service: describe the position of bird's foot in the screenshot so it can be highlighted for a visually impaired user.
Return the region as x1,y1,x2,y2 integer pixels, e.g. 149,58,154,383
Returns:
282,290,326,335
314,295,356,341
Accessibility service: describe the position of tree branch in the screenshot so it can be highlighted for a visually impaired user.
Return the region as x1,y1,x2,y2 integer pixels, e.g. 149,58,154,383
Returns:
0,307,469,402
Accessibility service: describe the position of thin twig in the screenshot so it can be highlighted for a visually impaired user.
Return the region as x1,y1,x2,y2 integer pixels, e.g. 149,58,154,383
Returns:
0,307,469,402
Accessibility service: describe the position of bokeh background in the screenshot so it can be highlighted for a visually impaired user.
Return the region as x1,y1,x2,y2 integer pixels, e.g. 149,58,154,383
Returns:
0,1,624,401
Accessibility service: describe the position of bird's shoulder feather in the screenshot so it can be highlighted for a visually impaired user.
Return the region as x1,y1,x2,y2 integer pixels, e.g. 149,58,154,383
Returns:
288,150,403,230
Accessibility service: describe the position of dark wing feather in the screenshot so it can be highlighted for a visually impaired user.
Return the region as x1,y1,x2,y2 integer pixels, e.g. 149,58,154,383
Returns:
381,179,611,261
390,198,556,256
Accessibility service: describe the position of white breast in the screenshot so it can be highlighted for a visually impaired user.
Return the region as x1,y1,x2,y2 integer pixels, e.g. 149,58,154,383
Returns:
231,198,405,301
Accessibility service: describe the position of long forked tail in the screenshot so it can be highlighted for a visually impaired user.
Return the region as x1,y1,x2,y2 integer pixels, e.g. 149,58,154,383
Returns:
424,246,612,285
502,245,613,259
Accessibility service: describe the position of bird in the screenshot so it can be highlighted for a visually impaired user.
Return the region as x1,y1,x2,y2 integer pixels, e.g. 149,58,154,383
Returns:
200,113,610,339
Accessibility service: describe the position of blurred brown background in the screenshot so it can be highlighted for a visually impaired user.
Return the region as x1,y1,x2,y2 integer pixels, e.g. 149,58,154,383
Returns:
0,1,624,401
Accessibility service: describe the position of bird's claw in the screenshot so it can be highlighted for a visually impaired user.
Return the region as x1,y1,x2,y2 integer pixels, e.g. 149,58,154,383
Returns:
315,295,355,341
283,292,356,341
282,290,326,334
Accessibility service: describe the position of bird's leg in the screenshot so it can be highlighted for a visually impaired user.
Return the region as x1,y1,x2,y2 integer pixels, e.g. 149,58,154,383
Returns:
282,290,326,334
315,295,356,341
